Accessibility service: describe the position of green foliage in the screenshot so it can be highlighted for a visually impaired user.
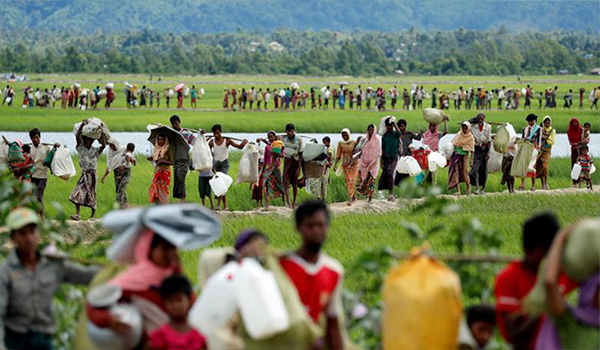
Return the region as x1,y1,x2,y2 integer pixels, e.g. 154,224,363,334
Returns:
0,28,598,75
2,0,599,34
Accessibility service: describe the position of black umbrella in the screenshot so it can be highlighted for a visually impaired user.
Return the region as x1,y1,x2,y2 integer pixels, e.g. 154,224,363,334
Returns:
147,124,190,153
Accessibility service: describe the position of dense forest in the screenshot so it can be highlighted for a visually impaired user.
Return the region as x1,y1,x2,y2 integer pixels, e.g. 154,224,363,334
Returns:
0,29,598,76
1,0,599,34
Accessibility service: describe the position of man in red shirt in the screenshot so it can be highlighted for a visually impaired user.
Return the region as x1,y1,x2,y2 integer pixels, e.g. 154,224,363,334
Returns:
494,213,577,350
279,200,344,350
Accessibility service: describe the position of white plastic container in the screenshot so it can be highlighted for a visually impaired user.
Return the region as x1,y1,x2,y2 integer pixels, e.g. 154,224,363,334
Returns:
395,156,409,174
405,156,422,177
235,258,290,340
571,164,582,180
188,262,240,335
591,164,597,175
428,152,447,171
209,172,233,197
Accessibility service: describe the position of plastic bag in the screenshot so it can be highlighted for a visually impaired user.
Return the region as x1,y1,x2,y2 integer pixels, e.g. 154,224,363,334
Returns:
51,146,76,180
422,108,448,125
378,116,396,135
487,145,503,174
383,252,462,350
527,148,538,173
563,218,600,281
192,136,213,172
235,258,290,340
73,118,106,140
510,140,534,178
493,125,510,154
303,143,326,162
237,144,260,184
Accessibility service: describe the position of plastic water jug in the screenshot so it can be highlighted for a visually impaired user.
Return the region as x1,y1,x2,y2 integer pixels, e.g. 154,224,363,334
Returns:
571,164,582,180
235,258,290,340
209,172,233,197
188,262,240,335
405,157,422,177
428,152,447,170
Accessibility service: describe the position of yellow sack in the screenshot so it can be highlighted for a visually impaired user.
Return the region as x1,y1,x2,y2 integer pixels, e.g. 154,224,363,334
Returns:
383,251,462,350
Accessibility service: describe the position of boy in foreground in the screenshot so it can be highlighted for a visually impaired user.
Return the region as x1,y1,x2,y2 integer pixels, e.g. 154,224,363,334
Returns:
279,200,344,350
494,213,576,350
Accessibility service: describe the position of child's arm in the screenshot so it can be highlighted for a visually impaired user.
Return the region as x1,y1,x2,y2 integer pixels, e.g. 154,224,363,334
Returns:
101,168,110,183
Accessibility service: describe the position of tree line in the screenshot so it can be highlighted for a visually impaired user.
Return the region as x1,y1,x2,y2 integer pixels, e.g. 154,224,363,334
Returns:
1,29,598,76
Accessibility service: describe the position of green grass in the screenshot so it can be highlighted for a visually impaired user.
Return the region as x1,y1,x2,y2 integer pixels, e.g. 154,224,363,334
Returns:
39,154,599,219
1,74,599,133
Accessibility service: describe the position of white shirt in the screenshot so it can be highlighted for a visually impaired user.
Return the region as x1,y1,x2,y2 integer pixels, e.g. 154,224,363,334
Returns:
30,144,50,179
471,123,492,146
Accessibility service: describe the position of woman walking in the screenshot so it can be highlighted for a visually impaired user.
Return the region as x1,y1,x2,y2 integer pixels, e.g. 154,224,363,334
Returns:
69,120,106,221
148,134,173,205
535,116,556,190
257,131,286,208
567,117,583,186
518,114,542,191
448,121,475,195
333,128,358,205
356,124,381,203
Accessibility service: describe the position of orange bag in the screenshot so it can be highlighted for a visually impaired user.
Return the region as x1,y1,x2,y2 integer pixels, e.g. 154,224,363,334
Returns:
383,249,462,350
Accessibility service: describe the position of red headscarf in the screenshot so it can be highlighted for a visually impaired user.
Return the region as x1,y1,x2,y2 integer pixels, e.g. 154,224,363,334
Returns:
567,117,582,145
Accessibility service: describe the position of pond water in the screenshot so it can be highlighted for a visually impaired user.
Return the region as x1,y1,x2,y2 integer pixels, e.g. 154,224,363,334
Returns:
1,131,597,158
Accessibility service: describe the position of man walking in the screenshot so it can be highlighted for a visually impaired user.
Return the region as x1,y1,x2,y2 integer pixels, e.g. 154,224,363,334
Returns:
170,115,196,203
28,129,59,216
469,113,492,195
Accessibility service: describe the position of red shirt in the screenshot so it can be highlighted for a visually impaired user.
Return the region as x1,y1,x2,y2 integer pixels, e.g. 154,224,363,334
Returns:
149,324,206,350
279,253,343,322
494,261,578,350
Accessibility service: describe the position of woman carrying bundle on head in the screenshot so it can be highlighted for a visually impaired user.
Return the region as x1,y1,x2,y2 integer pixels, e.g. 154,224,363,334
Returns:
356,124,381,203
448,121,475,195
148,133,173,205
333,128,358,205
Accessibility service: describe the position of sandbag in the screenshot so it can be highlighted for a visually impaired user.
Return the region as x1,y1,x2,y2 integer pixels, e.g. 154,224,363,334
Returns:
192,136,213,172
563,218,600,282
302,143,326,162
378,116,396,135
423,108,448,125
235,258,290,340
383,252,462,350
241,252,322,350
510,140,534,178
51,146,76,180
237,144,260,184
487,144,503,174
493,125,510,154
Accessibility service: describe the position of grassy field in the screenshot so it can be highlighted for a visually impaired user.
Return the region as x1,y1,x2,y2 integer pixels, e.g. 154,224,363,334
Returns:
37,153,599,219
1,74,598,133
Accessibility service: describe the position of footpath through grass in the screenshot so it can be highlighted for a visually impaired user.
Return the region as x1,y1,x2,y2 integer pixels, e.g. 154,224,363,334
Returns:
40,154,599,219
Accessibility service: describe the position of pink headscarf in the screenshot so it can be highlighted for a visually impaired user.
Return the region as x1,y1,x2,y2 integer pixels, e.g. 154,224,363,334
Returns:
359,125,382,181
423,125,440,151
109,230,177,292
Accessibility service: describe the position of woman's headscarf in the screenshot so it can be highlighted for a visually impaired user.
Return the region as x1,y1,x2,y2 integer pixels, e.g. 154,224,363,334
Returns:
152,134,170,161
359,125,382,181
451,121,475,152
567,117,582,144
109,230,178,291
107,137,125,172
423,124,440,151
339,128,354,145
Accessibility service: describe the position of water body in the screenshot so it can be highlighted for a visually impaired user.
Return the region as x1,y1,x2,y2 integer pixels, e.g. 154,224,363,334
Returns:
1,131,596,158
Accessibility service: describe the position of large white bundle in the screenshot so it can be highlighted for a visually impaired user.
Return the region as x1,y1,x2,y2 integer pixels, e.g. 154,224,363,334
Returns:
200,88,205,95
378,116,396,135
493,125,510,154
422,108,447,125
97,89,107,99
51,146,76,180
105,83,114,89
183,87,190,97
487,143,503,174
167,89,174,98
73,83,81,89
34,91,43,100
73,118,111,140
192,136,213,171
52,88,62,100
237,144,259,184
440,141,455,160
